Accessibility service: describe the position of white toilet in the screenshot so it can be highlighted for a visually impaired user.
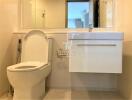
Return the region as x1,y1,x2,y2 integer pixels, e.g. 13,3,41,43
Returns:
7,30,52,100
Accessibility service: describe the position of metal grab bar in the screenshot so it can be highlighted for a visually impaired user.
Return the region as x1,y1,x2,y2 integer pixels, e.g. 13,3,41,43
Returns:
77,44,116,46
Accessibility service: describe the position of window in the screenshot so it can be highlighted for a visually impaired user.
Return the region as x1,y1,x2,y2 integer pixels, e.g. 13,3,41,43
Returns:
67,0,90,28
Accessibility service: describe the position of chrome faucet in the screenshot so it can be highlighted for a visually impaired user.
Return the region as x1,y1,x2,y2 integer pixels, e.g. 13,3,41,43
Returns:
89,24,93,32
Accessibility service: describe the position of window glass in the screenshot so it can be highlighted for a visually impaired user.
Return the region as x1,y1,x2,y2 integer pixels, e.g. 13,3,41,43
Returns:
67,2,90,28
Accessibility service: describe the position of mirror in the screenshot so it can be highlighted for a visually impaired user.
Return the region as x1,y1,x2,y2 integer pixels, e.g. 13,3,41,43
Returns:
20,0,113,29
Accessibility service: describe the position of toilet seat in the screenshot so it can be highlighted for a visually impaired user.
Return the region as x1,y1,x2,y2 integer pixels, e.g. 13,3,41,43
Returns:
7,62,48,72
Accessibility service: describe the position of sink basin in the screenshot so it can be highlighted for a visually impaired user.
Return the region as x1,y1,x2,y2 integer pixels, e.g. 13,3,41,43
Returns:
68,32,124,40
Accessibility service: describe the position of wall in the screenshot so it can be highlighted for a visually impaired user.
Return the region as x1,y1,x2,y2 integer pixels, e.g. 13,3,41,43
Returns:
0,0,18,95
118,42,132,99
46,33,70,88
117,0,132,99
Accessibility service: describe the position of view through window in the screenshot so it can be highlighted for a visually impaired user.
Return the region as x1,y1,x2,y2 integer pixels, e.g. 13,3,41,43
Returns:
67,1,90,28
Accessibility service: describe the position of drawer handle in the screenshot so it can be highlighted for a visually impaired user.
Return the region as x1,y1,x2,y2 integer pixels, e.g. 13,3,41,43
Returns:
77,44,116,46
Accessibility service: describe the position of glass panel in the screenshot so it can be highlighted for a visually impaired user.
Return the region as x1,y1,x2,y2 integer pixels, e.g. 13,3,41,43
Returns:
67,2,90,28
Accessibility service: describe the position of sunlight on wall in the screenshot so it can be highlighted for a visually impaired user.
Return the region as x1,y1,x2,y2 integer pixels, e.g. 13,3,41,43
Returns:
0,0,18,95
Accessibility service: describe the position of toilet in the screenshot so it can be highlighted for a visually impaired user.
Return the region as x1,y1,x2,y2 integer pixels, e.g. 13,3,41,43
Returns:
7,30,52,100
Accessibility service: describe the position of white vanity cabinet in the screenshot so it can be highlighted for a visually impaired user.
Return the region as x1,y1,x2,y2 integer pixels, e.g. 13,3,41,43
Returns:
69,32,123,73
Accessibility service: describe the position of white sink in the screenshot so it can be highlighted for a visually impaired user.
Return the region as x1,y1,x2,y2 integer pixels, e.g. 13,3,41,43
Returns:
69,32,124,40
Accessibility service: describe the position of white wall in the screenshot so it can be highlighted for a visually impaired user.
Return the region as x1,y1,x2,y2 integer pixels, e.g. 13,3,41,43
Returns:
46,34,70,88
0,0,18,95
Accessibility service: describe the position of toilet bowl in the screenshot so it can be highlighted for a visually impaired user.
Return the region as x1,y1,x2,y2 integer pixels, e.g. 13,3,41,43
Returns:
7,30,52,100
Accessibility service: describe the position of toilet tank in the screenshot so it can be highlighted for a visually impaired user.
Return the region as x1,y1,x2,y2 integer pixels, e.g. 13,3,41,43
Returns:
21,30,52,63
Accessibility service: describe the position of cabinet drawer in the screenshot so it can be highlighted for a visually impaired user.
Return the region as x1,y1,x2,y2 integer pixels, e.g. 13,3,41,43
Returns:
69,40,122,73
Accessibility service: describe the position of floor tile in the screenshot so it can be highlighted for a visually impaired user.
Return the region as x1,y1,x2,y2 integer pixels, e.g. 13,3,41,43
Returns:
0,89,125,100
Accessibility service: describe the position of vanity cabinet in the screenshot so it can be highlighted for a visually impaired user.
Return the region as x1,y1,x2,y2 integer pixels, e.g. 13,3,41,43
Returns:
69,32,123,73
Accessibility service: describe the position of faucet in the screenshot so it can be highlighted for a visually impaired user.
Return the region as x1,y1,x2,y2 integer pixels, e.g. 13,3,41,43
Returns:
89,24,93,32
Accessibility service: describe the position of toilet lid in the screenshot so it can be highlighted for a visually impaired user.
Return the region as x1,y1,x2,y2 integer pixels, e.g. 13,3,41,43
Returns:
21,30,48,63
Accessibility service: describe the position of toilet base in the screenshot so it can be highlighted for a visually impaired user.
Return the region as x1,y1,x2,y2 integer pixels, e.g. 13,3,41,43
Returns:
13,80,45,100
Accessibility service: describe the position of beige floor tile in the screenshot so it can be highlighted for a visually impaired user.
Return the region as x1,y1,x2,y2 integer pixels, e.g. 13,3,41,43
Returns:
0,89,125,100
44,89,71,100
44,89,125,100
71,90,124,100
